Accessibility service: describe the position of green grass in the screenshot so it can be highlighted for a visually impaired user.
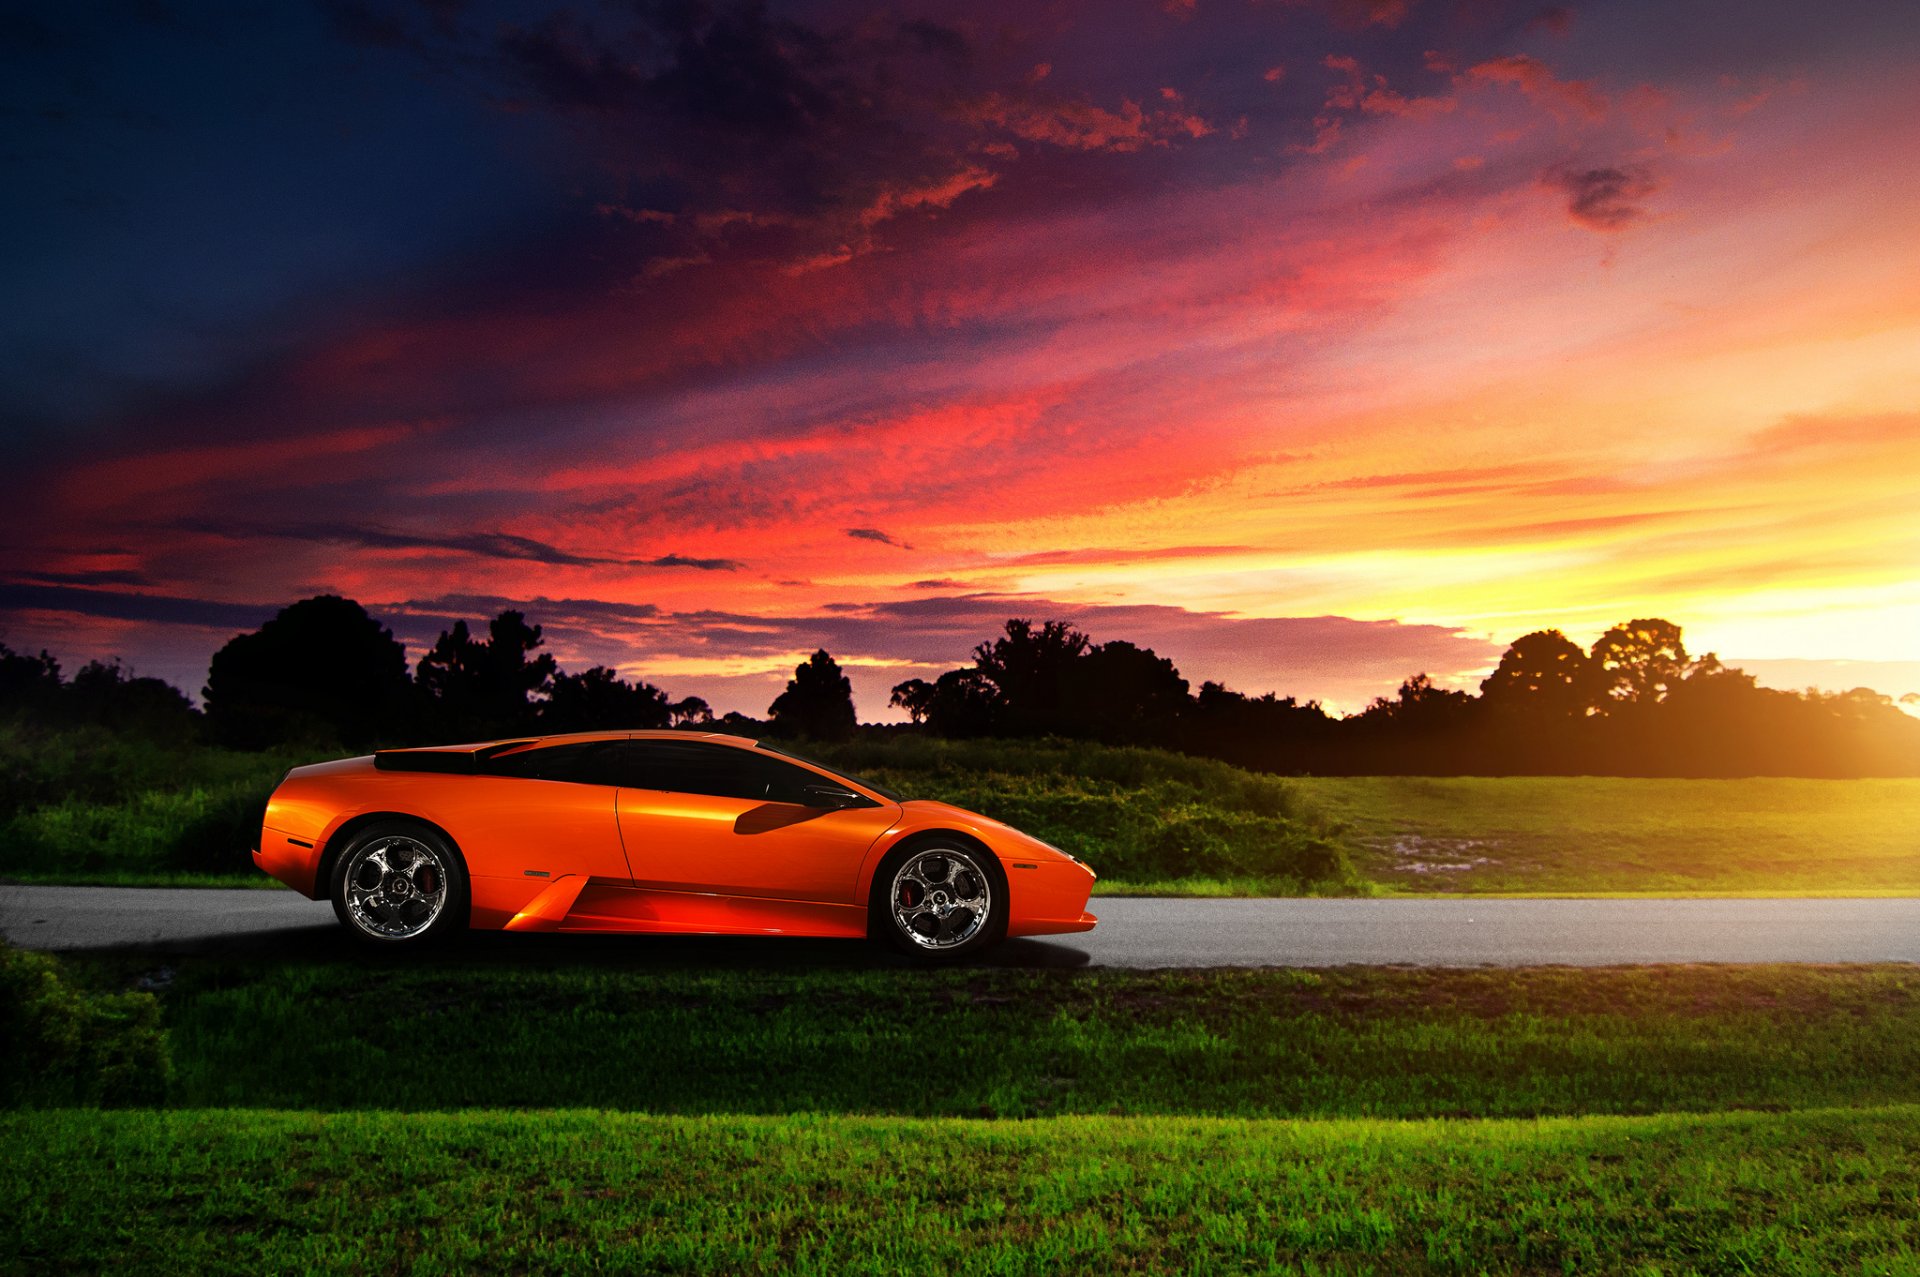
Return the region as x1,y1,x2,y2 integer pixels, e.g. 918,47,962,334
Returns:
14,953,1920,1272
1,727,1367,895
0,944,169,1107
8,725,1919,897
1301,776,1920,896
0,721,306,885
8,1105,1919,1275
808,736,1360,894
50,958,1918,1119
2,787,281,884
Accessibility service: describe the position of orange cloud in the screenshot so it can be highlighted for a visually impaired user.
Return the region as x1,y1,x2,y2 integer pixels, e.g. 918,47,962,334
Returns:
856,166,998,229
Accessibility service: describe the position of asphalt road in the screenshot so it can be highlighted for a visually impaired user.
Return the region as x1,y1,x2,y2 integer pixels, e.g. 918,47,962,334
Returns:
3,884,1918,967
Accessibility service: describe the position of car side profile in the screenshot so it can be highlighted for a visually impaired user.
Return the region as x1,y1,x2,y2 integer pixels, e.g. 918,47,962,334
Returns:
253,731,1097,958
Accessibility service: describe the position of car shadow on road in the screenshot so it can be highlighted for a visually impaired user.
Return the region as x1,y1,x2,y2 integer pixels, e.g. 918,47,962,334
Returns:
59,925,1096,970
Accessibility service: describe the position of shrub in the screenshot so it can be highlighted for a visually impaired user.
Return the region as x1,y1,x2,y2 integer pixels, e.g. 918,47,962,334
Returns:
0,943,171,1107
801,737,1361,891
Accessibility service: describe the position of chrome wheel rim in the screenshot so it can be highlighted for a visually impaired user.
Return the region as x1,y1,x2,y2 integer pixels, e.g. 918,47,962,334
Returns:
343,835,449,940
891,848,991,950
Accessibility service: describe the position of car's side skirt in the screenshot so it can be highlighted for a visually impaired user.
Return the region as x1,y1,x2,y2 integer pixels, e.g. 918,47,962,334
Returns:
553,882,869,938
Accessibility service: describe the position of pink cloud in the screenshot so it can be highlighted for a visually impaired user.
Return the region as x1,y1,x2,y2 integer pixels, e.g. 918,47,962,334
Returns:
1462,54,1608,121
1322,53,1456,120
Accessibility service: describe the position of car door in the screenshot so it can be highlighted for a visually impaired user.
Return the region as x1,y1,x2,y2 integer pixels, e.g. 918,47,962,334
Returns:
459,740,635,883
610,739,899,905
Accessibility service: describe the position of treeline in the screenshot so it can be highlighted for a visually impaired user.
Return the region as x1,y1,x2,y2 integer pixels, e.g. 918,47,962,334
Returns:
0,595,842,750
890,617,1920,778
3,596,1916,777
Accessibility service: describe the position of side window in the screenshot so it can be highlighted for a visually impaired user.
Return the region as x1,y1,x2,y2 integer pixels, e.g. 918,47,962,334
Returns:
483,742,618,785
753,755,831,805
609,741,816,802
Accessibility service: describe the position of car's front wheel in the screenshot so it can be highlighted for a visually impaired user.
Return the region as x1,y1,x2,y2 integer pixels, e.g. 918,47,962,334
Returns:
329,820,467,946
876,841,1007,960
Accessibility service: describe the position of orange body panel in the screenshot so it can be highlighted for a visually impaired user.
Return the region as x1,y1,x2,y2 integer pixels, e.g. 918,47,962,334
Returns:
503,874,591,932
254,731,1098,944
616,787,900,901
558,882,869,937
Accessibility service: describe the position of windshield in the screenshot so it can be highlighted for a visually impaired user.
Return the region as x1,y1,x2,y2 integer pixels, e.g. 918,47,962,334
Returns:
755,740,905,802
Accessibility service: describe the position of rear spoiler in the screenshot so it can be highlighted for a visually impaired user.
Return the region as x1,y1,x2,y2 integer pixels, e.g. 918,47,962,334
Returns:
373,741,535,774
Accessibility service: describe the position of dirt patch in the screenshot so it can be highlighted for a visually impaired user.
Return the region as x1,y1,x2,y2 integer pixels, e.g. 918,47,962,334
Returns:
1368,835,1502,875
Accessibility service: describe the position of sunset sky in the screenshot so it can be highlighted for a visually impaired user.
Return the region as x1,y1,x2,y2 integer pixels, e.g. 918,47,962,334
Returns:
3,0,1916,718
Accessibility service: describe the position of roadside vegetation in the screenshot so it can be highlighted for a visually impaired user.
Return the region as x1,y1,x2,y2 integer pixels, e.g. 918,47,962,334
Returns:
807,736,1358,893
0,943,169,1107
0,721,301,886
7,720,1920,895
0,720,1366,894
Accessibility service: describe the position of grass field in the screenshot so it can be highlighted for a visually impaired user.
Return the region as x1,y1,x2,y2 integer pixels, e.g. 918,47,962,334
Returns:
1302,776,1920,896
45,957,1920,1118
0,728,1368,895
0,722,305,886
5,723,1917,896
9,1104,1919,1275
11,950,1920,1273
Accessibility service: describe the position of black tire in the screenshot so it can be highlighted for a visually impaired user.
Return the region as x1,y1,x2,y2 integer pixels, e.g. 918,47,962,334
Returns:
871,837,1009,961
328,819,468,947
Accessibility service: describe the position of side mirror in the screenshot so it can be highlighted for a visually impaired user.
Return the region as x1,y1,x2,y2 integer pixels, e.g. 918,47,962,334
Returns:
798,782,866,810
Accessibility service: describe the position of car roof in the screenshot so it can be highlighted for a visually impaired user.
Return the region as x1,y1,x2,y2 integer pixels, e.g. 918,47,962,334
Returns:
515,729,761,749
385,730,761,755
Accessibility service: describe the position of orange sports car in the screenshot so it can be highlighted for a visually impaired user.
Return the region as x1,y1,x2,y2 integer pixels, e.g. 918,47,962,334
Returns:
254,731,1097,958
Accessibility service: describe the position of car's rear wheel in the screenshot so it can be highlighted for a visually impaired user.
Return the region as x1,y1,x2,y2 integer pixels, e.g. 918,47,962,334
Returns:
329,820,467,946
876,841,1007,960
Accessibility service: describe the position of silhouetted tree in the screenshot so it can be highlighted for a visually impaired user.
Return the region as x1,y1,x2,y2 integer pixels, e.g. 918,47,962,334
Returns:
913,668,1006,737
0,643,63,716
972,619,1091,736
889,678,936,724
67,659,196,738
14,595,1920,777
543,665,671,731
670,696,714,727
1359,674,1473,726
1480,630,1596,718
1591,618,1691,707
768,649,857,740
1178,681,1337,771
1343,673,1478,771
1066,640,1190,742
716,710,766,737
204,596,411,747
416,610,557,739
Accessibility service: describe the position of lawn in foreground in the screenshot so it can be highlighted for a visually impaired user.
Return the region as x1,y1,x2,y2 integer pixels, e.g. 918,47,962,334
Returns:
8,1105,1919,1275
1298,776,1920,896
91,959,1920,1118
